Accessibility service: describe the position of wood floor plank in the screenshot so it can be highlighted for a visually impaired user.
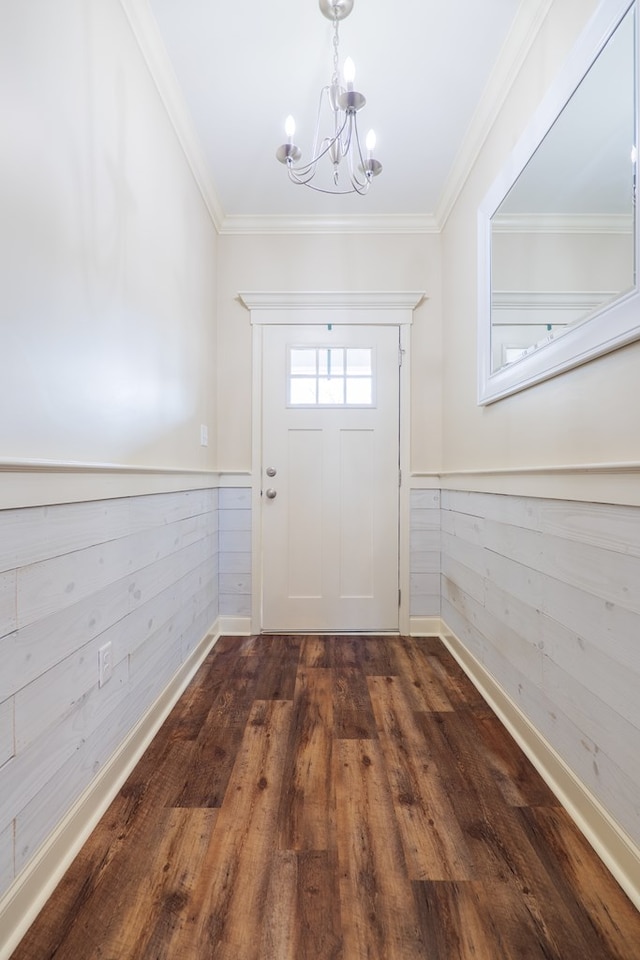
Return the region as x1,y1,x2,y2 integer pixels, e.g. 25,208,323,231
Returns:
175,698,293,959
334,738,426,960
368,674,475,881
415,707,640,957
242,634,301,700
333,666,378,739
28,737,202,944
347,634,398,675
413,880,553,960
297,850,344,960
14,804,218,960
278,666,335,851
331,634,399,673
471,712,560,808
258,850,299,960
330,635,361,669
425,648,492,714
169,676,260,807
299,634,332,668
418,711,480,796
518,805,640,960
166,638,243,741
106,808,219,960
389,637,457,712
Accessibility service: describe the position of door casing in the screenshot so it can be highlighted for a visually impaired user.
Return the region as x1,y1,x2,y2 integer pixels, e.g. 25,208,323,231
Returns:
242,290,423,635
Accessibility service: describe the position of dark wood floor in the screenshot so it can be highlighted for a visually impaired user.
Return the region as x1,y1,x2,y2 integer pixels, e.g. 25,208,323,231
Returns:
11,635,640,959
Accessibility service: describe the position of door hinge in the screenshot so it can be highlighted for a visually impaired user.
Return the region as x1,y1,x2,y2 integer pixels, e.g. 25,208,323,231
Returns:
398,468,402,488
398,346,405,367
398,588,401,607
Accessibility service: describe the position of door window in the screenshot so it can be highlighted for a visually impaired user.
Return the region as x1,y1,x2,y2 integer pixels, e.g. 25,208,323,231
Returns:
288,346,374,406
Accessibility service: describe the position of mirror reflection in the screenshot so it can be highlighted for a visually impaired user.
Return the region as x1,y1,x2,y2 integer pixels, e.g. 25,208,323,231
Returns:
490,3,636,373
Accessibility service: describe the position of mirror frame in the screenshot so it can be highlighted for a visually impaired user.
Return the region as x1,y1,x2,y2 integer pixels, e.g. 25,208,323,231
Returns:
478,0,638,405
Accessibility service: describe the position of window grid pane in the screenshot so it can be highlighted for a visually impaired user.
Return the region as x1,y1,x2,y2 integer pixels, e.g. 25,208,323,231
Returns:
346,378,372,404
290,349,318,376
288,346,374,407
290,378,318,405
318,377,345,404
346,349,372,375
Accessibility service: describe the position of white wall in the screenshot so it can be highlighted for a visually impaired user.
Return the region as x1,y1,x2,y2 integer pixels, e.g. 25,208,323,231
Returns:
491,230,633,293
0,0,217,472
216,232,442,475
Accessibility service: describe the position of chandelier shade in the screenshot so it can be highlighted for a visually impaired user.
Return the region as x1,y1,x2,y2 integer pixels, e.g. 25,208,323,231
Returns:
276,0,382,195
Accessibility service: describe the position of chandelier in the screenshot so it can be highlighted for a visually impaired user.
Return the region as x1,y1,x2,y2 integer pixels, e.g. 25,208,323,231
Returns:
275,0,382,195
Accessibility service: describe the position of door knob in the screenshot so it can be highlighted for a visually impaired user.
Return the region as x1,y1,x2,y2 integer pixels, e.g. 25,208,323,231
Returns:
265,488,277,499
266,466,277,477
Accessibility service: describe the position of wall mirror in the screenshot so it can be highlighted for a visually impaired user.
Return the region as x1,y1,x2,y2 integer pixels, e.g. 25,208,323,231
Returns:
478,0,638,404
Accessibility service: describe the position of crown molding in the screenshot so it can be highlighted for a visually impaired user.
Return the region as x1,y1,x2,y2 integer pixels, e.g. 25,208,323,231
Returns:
435,0,554,230
491,212,634,234
119,0,225,232
492,289,616,311
218,213,439,236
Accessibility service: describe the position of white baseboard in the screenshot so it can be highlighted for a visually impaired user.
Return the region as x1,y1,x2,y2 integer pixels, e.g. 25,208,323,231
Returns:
0,624,221,960
409,615,443,636
217,615,253,635
438,619,640,912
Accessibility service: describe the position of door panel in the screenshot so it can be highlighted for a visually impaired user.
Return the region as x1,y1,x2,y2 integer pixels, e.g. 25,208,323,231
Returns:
287,428,322,597
339,428,374,597
261,324,399,632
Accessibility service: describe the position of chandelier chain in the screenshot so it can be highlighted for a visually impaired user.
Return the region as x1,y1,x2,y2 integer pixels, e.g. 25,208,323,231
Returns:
331,14,340,88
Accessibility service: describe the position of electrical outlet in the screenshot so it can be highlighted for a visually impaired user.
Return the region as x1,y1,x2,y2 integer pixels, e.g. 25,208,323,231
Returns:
98,642,113,688
200,424,208,447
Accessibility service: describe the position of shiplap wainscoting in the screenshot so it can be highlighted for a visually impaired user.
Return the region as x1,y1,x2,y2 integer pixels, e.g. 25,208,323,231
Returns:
0,488,219,904
409,488,441,620
440,489,640,864
218,487,252,621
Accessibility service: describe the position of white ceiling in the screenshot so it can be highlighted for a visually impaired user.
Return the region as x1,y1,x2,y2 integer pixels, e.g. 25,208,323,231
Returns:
135,0,552,230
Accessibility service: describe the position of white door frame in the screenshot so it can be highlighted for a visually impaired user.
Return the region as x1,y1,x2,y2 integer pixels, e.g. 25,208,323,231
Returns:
240,291,424,635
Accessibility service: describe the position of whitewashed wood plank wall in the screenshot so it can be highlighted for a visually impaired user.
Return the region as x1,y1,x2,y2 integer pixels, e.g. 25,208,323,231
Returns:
0,488,220,898
410,489,441,617
218,488,252,617
441,488,640,851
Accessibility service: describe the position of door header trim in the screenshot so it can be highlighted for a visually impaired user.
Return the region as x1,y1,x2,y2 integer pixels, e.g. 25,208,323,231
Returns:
239,291,425,326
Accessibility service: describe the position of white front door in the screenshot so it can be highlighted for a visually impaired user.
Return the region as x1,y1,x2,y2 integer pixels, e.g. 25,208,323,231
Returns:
260,324,400,632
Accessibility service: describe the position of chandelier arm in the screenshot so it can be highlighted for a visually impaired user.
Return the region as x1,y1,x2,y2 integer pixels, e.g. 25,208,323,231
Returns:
287,158,370,194
297,111,350,171
340,113,354,158
351,120,371,185
288,158,325,183
347,154,371,192
352,116,367,168
310,85,332,160
288,176,363,195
